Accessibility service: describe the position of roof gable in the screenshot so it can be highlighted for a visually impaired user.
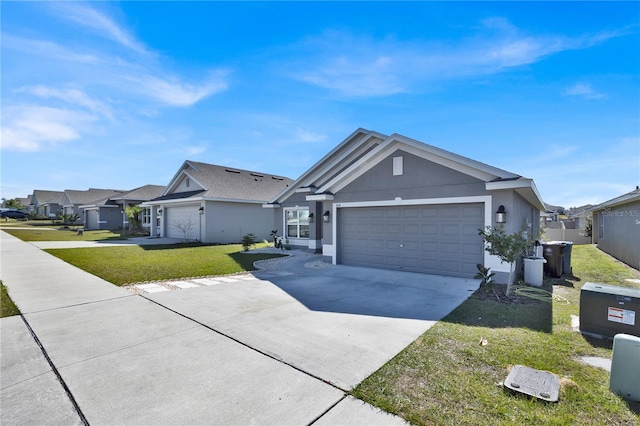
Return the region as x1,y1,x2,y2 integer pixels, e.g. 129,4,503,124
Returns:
157,160,293,203
269,128,545,211
111,185,165,201
31,190,63,205
62,189,124,206
317,134,519,194
271,128,387,203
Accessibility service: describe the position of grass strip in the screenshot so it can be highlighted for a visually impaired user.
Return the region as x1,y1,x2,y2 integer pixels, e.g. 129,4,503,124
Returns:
352,245,640,425
1,282,21,318
45,244,287,285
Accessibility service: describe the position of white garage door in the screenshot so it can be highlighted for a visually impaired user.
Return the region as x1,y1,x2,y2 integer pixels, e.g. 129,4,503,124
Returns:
339,203,484,278
166,206,200,240
85,210,99,230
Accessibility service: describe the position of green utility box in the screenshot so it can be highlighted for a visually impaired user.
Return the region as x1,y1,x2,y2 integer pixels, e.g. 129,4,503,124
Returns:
579,282,640,339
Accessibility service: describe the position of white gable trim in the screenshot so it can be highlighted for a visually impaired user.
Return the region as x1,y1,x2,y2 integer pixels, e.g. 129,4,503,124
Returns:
306,194,334,201
271,129,387,203
317,136,513,194
486,179,546,211
162,161,207,196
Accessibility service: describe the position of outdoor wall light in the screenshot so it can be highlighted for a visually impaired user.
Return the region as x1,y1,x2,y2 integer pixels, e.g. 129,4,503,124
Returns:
158,209,163,214
199,206,204,214
496,205,506,223
308,212,314,222
323,210,330,223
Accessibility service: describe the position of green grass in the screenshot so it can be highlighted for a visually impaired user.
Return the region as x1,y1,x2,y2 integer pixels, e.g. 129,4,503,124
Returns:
352,245,640,425
45,244,287,285
3,227,125,241
1,282,21,318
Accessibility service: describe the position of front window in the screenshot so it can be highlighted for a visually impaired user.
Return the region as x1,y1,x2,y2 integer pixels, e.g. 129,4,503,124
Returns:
142,208,151,225
285,209,309,238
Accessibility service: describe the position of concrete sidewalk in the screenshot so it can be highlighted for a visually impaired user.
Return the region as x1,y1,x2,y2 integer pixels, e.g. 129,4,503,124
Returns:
29,236,185,249
0,231,408,425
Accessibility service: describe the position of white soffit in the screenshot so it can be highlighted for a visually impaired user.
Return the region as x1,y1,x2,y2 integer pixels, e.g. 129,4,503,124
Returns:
486,179,546,211
306,194,335,201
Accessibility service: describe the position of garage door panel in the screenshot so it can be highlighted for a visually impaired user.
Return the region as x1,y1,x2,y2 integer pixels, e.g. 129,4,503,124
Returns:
340,203,484,278
441,224,460,236
166,206,200,239
403,223,419,235
421,241,438,253
421,224,438,235
441,242,459,254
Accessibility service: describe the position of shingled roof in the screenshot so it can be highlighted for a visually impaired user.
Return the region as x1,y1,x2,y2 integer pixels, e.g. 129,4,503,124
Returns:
151,161,293,203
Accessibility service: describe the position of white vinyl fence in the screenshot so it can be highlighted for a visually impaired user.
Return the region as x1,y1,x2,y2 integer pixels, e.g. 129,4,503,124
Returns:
543,229,592,245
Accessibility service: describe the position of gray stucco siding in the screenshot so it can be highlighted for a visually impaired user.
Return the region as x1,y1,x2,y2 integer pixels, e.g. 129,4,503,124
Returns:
205,201,274,244
98,208,122,230
593,200,640,270
335,150,488,203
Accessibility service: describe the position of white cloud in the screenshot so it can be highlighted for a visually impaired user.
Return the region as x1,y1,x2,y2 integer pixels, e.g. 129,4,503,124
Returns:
563,83,606,99
1,105,94,152
131,73,228,107
289,21,623,97
49,3,148,55
17,85,114,118
1,33,98,64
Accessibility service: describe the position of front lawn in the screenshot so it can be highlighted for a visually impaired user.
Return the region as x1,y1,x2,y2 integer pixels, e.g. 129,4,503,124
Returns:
352,245,640,425
45,244,287,285
1,281,21,318
3,227,125,242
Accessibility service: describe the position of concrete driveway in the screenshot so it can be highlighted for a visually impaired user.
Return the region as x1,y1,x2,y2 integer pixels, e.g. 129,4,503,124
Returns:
1,232,478,425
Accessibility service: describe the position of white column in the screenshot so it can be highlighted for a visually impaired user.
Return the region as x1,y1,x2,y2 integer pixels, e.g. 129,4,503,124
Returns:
150,205,157,237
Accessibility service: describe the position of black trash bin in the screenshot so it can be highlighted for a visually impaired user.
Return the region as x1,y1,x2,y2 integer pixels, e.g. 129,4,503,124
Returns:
561,241,573,275
543,242,565,278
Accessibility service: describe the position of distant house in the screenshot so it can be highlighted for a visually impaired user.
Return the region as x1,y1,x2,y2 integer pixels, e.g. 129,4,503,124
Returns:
81,185,165,231
263,128,545,283
15,195,33,212
590,187,640,270
143,161,293,243
30,190,64,217
61,189,125,224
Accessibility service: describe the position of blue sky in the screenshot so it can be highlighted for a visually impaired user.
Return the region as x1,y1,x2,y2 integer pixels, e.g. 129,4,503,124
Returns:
2,1,639,208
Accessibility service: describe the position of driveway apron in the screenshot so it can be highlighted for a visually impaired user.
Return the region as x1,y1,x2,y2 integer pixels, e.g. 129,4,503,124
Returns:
1,231,477,424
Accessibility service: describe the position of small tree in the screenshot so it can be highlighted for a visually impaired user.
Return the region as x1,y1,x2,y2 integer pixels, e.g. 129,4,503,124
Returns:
478,225,533,295
172,219,194,242
125,204,143,232
241,233,257,251
582,213,593,238
1,198,24,210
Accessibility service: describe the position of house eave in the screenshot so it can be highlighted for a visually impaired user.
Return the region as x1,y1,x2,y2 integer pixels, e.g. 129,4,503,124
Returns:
485,179,546,211
262,203,281,208
295,187,317,193
306,194,335,201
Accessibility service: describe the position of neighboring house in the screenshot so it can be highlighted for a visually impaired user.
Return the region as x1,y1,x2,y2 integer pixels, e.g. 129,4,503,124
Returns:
143,161,293,243
590,187,640,270
81,184,164,231
15,196,33,213
61,189,125,224
264,128,545,283
30,190,64,217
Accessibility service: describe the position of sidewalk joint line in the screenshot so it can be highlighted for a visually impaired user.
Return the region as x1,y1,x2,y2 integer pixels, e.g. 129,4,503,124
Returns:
20,314,90,425
307,394,347,426
141,295,349,393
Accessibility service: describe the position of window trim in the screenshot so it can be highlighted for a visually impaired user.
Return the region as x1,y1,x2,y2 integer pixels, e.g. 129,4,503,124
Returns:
283,207,310,239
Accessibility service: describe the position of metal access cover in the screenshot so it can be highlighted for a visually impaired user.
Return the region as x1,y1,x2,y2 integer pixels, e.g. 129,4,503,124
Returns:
504,365,560,402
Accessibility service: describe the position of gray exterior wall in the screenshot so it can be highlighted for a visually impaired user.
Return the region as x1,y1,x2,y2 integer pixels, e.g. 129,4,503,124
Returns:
273,149,543,283
336,150,487,202
205,201,274,244
592,200,640,270
98,208,123,230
